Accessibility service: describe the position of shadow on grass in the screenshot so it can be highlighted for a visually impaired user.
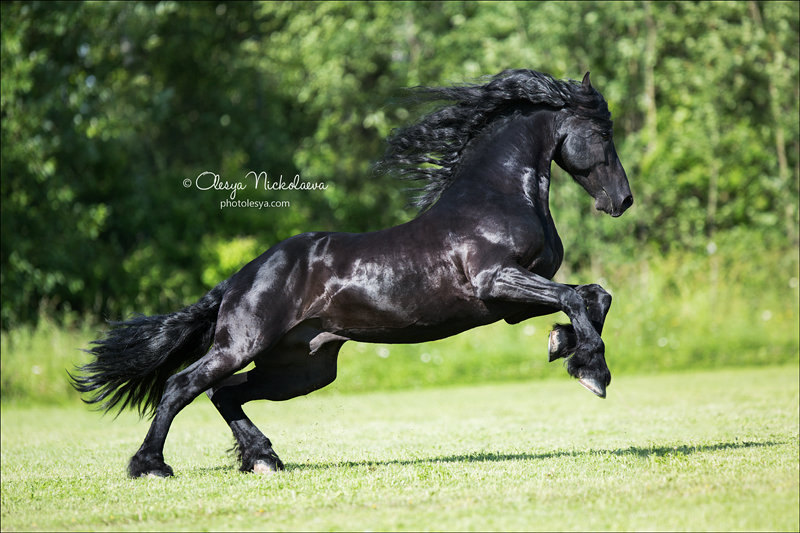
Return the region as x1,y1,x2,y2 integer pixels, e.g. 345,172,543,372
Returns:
283,440,784,472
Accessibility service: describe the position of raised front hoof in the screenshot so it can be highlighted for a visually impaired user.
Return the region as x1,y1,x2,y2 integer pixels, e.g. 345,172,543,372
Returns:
242,452,285,475
548,324,576,362
577,376,607,399
128,455,174,478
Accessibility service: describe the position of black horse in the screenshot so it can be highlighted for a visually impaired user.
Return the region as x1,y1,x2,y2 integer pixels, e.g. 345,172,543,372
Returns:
71,69,632,477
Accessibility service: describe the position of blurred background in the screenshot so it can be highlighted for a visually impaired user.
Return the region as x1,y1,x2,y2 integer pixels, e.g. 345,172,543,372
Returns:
1,1,798,404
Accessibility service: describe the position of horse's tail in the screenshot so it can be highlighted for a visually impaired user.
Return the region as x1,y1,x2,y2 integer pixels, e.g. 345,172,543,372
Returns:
69,279,231,418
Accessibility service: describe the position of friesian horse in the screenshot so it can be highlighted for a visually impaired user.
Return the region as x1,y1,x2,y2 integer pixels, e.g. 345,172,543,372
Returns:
71,69,633,477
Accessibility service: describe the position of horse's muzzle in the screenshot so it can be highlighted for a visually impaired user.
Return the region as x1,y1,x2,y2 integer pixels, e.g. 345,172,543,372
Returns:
611,194,633,217
595,191,633,217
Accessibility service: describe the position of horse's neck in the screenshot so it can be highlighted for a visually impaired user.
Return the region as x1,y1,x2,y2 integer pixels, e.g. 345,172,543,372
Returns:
531,168,554,221
447,112,558,220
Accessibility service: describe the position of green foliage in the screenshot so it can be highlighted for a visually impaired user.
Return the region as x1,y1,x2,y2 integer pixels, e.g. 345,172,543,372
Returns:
1,1,305,325
1,1,798,331
1,366,798,531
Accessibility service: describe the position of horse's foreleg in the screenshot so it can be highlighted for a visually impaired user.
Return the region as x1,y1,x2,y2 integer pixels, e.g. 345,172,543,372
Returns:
207,328,346,473
479,265,611,397
549,284,612,361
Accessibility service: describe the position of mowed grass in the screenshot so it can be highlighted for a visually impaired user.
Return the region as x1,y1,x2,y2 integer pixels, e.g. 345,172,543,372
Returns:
1,365,798,532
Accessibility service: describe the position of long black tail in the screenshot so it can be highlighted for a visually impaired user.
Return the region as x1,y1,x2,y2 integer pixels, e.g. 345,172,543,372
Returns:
70,280,230,418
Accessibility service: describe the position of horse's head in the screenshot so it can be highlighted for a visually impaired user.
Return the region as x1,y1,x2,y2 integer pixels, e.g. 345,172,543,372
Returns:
553,73,633,217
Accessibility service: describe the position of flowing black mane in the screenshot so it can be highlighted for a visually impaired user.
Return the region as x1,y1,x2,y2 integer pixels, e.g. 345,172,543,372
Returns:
379,69,612,210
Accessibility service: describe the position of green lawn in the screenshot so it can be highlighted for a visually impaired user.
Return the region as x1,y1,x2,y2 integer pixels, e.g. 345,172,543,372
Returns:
2,365,798,532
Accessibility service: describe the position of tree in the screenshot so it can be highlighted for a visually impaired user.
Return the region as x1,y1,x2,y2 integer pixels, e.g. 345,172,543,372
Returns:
2,1,798,329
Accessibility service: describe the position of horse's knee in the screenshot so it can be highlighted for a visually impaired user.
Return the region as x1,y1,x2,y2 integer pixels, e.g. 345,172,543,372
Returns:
577,283,612,311
596,288,611,311
558,288,587,318
578,283,610,300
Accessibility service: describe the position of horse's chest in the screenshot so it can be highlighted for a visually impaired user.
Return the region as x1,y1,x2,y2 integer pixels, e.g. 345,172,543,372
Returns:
520,224,563,279
525,247,562,279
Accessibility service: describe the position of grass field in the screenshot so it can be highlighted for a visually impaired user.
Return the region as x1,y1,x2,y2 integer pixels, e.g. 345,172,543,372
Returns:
1,364,797,532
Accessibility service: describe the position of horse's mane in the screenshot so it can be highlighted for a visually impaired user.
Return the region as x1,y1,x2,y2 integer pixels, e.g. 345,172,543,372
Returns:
378,69,612,211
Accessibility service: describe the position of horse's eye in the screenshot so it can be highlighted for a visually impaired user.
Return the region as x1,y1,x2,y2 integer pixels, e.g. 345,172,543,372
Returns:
600,131,611,141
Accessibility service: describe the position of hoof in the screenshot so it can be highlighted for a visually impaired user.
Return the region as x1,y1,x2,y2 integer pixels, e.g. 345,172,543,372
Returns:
578,376,607,399
128,453,174,478
253,460,279,475
130,464,174,478
548,324,576,362
243,452,285,474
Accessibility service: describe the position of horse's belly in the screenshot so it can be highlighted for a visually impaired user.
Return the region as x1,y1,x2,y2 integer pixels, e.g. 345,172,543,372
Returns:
317,287,499,344
333,314,499,344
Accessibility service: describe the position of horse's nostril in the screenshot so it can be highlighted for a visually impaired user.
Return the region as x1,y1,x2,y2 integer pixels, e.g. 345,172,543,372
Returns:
621,195,633,211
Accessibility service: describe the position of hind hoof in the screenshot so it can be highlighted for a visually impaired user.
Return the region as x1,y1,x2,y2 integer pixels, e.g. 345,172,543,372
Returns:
128,454,174,478
578,376,607,398
243,451,285,474
253,460,279,475
144,471,172,479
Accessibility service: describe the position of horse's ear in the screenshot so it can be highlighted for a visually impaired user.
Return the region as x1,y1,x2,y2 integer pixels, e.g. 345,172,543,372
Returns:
582,72,592,89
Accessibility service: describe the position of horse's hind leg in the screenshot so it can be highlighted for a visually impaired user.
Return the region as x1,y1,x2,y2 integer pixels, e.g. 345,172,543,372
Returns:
207,324,347,473
548,284,612,361
128,341,270,478
205,371,285,474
